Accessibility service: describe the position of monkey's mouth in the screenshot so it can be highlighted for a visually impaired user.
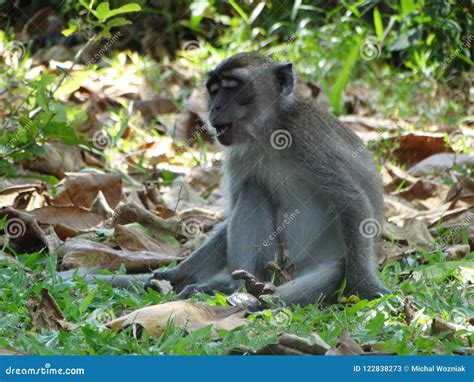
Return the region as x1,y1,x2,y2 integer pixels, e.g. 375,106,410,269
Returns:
213,123,233,138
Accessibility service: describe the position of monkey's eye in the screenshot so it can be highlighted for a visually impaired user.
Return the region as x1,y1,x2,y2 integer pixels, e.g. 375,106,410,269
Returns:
209,82,219,94
222,79,240,89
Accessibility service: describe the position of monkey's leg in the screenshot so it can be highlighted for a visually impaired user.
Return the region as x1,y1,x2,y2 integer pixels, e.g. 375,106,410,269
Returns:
340,197,390,299
176,272,240,299
145,222,228,292
275,259,345,305
227,183,277,280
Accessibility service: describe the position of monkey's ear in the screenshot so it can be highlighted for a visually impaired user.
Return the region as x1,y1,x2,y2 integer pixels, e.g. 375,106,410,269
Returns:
274,63,294,96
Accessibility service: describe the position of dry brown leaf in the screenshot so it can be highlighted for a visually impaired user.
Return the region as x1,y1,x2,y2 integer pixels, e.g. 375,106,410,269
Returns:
446,175,474,209
430,207,473,229
387,133,453,167
339,115,404,132
133,97,178,120
381,162,418,193
383,219,435,250
186,87,209,123
22,142,85,178
325,331,364,355
408,153,474,177
59,237,181,272
403,298,417,325
52,172,123,209
444,244,470,261
114,224,180,256
240,333,331,355
162,178,209,212
31,206,103,232
110,202,182,237
107,301,248,338
173,110,201,143
0,347,25,355
277,333,330,355
82,150,105,168
394,179,446,202
0,207,47,253
431,316,464,335
384,195,421,223
27,288,76,331
377,239,412,267
90,191,114,219
186,166,220,194
0,182,46,210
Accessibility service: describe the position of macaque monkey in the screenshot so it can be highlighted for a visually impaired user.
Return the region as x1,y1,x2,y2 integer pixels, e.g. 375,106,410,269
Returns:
146,52,390,305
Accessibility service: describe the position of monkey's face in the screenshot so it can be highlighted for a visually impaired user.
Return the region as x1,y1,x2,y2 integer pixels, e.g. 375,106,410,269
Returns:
206,54,295,146
206,69,260,146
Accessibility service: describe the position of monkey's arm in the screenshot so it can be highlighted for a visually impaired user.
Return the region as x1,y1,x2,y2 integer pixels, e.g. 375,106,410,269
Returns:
145,222,228,292
337,190,390,298
295,150,389,299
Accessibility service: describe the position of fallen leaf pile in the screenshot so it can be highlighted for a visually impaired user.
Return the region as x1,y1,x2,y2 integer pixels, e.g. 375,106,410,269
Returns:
0,45,472,355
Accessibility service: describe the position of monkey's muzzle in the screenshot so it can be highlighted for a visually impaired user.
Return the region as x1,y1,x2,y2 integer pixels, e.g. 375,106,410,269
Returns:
213,123,233,145
214,123,232,137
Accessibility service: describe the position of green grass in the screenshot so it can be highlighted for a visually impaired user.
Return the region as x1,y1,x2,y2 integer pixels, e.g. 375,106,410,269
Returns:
1,247,472,355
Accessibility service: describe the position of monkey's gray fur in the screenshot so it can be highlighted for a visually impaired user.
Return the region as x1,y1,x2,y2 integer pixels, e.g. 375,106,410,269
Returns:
146,52,390,305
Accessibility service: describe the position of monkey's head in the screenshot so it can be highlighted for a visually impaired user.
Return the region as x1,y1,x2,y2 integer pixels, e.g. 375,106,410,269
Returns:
205,52,294,146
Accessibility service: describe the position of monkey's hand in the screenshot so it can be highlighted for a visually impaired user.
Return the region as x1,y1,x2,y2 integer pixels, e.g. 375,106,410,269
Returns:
144,269,181,293
231,270,278,307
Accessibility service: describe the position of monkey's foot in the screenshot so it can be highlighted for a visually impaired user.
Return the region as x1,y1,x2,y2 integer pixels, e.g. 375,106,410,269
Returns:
346,279,391,300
